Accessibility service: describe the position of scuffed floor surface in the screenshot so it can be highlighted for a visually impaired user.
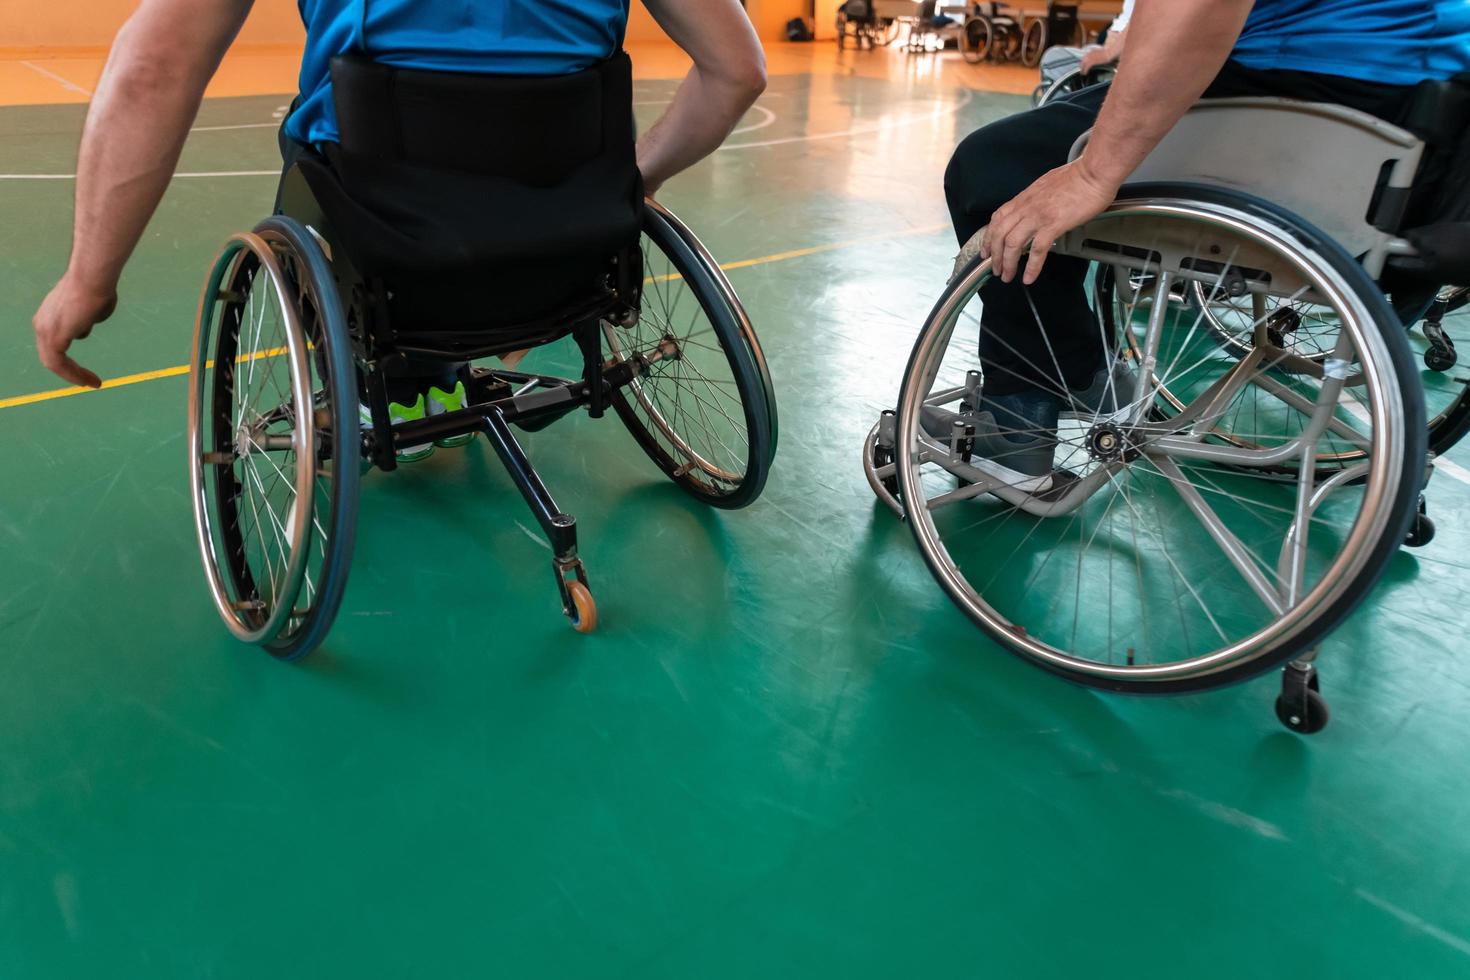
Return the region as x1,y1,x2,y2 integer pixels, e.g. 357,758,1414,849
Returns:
2,44,1469,979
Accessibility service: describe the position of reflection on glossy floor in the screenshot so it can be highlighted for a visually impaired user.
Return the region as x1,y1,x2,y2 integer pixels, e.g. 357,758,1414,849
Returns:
3,41,1470,980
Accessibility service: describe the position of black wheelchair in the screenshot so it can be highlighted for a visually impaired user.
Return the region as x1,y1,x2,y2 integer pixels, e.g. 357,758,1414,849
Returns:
187,53,777,659
865,81,1470,733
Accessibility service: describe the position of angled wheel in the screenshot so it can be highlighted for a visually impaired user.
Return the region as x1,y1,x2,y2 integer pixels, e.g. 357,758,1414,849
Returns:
961,16,992,63
604,199,777,509
188,216,360,660
992,21,1023,60
1020,19,1046,67
890,185,1425,693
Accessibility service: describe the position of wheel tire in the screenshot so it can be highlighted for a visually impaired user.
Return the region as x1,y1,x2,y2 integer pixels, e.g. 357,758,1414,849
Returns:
1020,19,1046,67
255,217,361,661
961,16,991,63
607,200,777,510
567,580,598,633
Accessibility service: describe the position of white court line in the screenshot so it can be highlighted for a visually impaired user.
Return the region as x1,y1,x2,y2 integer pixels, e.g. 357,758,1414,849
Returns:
1435,455,1470,486
19,61,92,97
0,89,973,180
720,88,974,151
190,121,281,132
0,170,278,180
1334,388,1470,486
633,100,776,136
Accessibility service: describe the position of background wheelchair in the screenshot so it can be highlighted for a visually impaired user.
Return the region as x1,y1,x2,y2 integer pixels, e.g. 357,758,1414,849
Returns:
837,0,900,49
1032,62,1114,107
963,2,1080,68
186,53,777,660
865,86,1470,733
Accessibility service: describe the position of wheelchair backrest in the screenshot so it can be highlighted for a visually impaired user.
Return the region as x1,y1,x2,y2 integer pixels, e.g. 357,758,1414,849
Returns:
281,52,644,347
1069,98,1425,277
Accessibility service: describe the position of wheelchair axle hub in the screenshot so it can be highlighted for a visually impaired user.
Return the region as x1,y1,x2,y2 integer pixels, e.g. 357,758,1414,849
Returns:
1086,422,1140,463
1264,306,1302,349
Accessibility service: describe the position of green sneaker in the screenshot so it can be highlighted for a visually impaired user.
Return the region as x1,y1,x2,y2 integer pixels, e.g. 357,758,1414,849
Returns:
425,382,476,448
359,394,434,462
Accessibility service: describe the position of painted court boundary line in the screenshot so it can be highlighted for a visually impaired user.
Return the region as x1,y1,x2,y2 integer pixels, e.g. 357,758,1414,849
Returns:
0,223,947,413
0,89,975,180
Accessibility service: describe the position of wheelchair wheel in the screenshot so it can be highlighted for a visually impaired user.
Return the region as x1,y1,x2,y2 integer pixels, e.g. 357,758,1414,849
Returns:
1020,19,1046,67
604,200,777,509
188,216,359,660
961,16,992,63
889,184,1425,693
992,20,1023,60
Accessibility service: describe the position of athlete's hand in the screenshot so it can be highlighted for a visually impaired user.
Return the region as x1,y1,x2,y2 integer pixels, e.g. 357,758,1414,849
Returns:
32,274,114,389
981,160,1119,286
1080,29,1126,75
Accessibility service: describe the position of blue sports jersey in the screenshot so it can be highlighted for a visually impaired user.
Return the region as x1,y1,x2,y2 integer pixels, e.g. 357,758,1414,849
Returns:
286,0,631,146
1233,0,1470,84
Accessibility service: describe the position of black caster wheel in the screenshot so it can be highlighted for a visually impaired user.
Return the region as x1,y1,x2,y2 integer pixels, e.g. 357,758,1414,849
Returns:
1276,664,1330,734
1406,514,1436,548
1405,496,1435,548
1425,347,1457,373
873,443,899,497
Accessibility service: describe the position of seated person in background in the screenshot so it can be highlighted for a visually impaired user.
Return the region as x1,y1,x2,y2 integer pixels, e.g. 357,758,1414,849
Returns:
941,0,1470,486
31,0,767,458
1037,0,1134,88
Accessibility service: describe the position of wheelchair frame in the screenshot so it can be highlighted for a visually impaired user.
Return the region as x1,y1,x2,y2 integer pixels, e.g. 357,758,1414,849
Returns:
190,180,776,657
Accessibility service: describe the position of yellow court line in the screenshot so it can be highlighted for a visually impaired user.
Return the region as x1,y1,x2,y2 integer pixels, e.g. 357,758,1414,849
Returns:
0,225,947,414
0,346,289,411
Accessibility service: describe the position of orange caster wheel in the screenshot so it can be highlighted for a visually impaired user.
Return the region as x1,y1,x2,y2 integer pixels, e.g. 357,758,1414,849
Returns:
566,580,598,633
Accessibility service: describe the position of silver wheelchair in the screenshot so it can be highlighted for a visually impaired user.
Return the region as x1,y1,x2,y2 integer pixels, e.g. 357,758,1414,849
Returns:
186,53,777,660
865,90,1470,732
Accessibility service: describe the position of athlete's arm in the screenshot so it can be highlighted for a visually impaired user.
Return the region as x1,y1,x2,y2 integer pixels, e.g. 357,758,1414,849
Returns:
982,0,1253,285
635,0,767,196
31,0,254,387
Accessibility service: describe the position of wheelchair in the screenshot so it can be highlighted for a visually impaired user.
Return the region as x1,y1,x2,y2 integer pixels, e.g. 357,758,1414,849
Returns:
960,3,1024,64
864,85,1470,733
837,0,899,49
906,0,965,53
963,2,1077,67
186,53,777,660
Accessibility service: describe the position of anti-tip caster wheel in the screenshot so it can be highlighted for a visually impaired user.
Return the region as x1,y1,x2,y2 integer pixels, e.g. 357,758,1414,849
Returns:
1405,496,1436,548
1276,663,1330,735
566,580,598,634
1425,346,1457,373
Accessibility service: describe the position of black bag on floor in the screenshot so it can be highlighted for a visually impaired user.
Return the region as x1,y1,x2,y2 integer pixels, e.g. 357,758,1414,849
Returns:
786,17,814,41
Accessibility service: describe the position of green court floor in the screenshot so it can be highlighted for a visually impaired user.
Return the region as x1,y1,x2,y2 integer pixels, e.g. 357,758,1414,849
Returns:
3,67,1470,978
